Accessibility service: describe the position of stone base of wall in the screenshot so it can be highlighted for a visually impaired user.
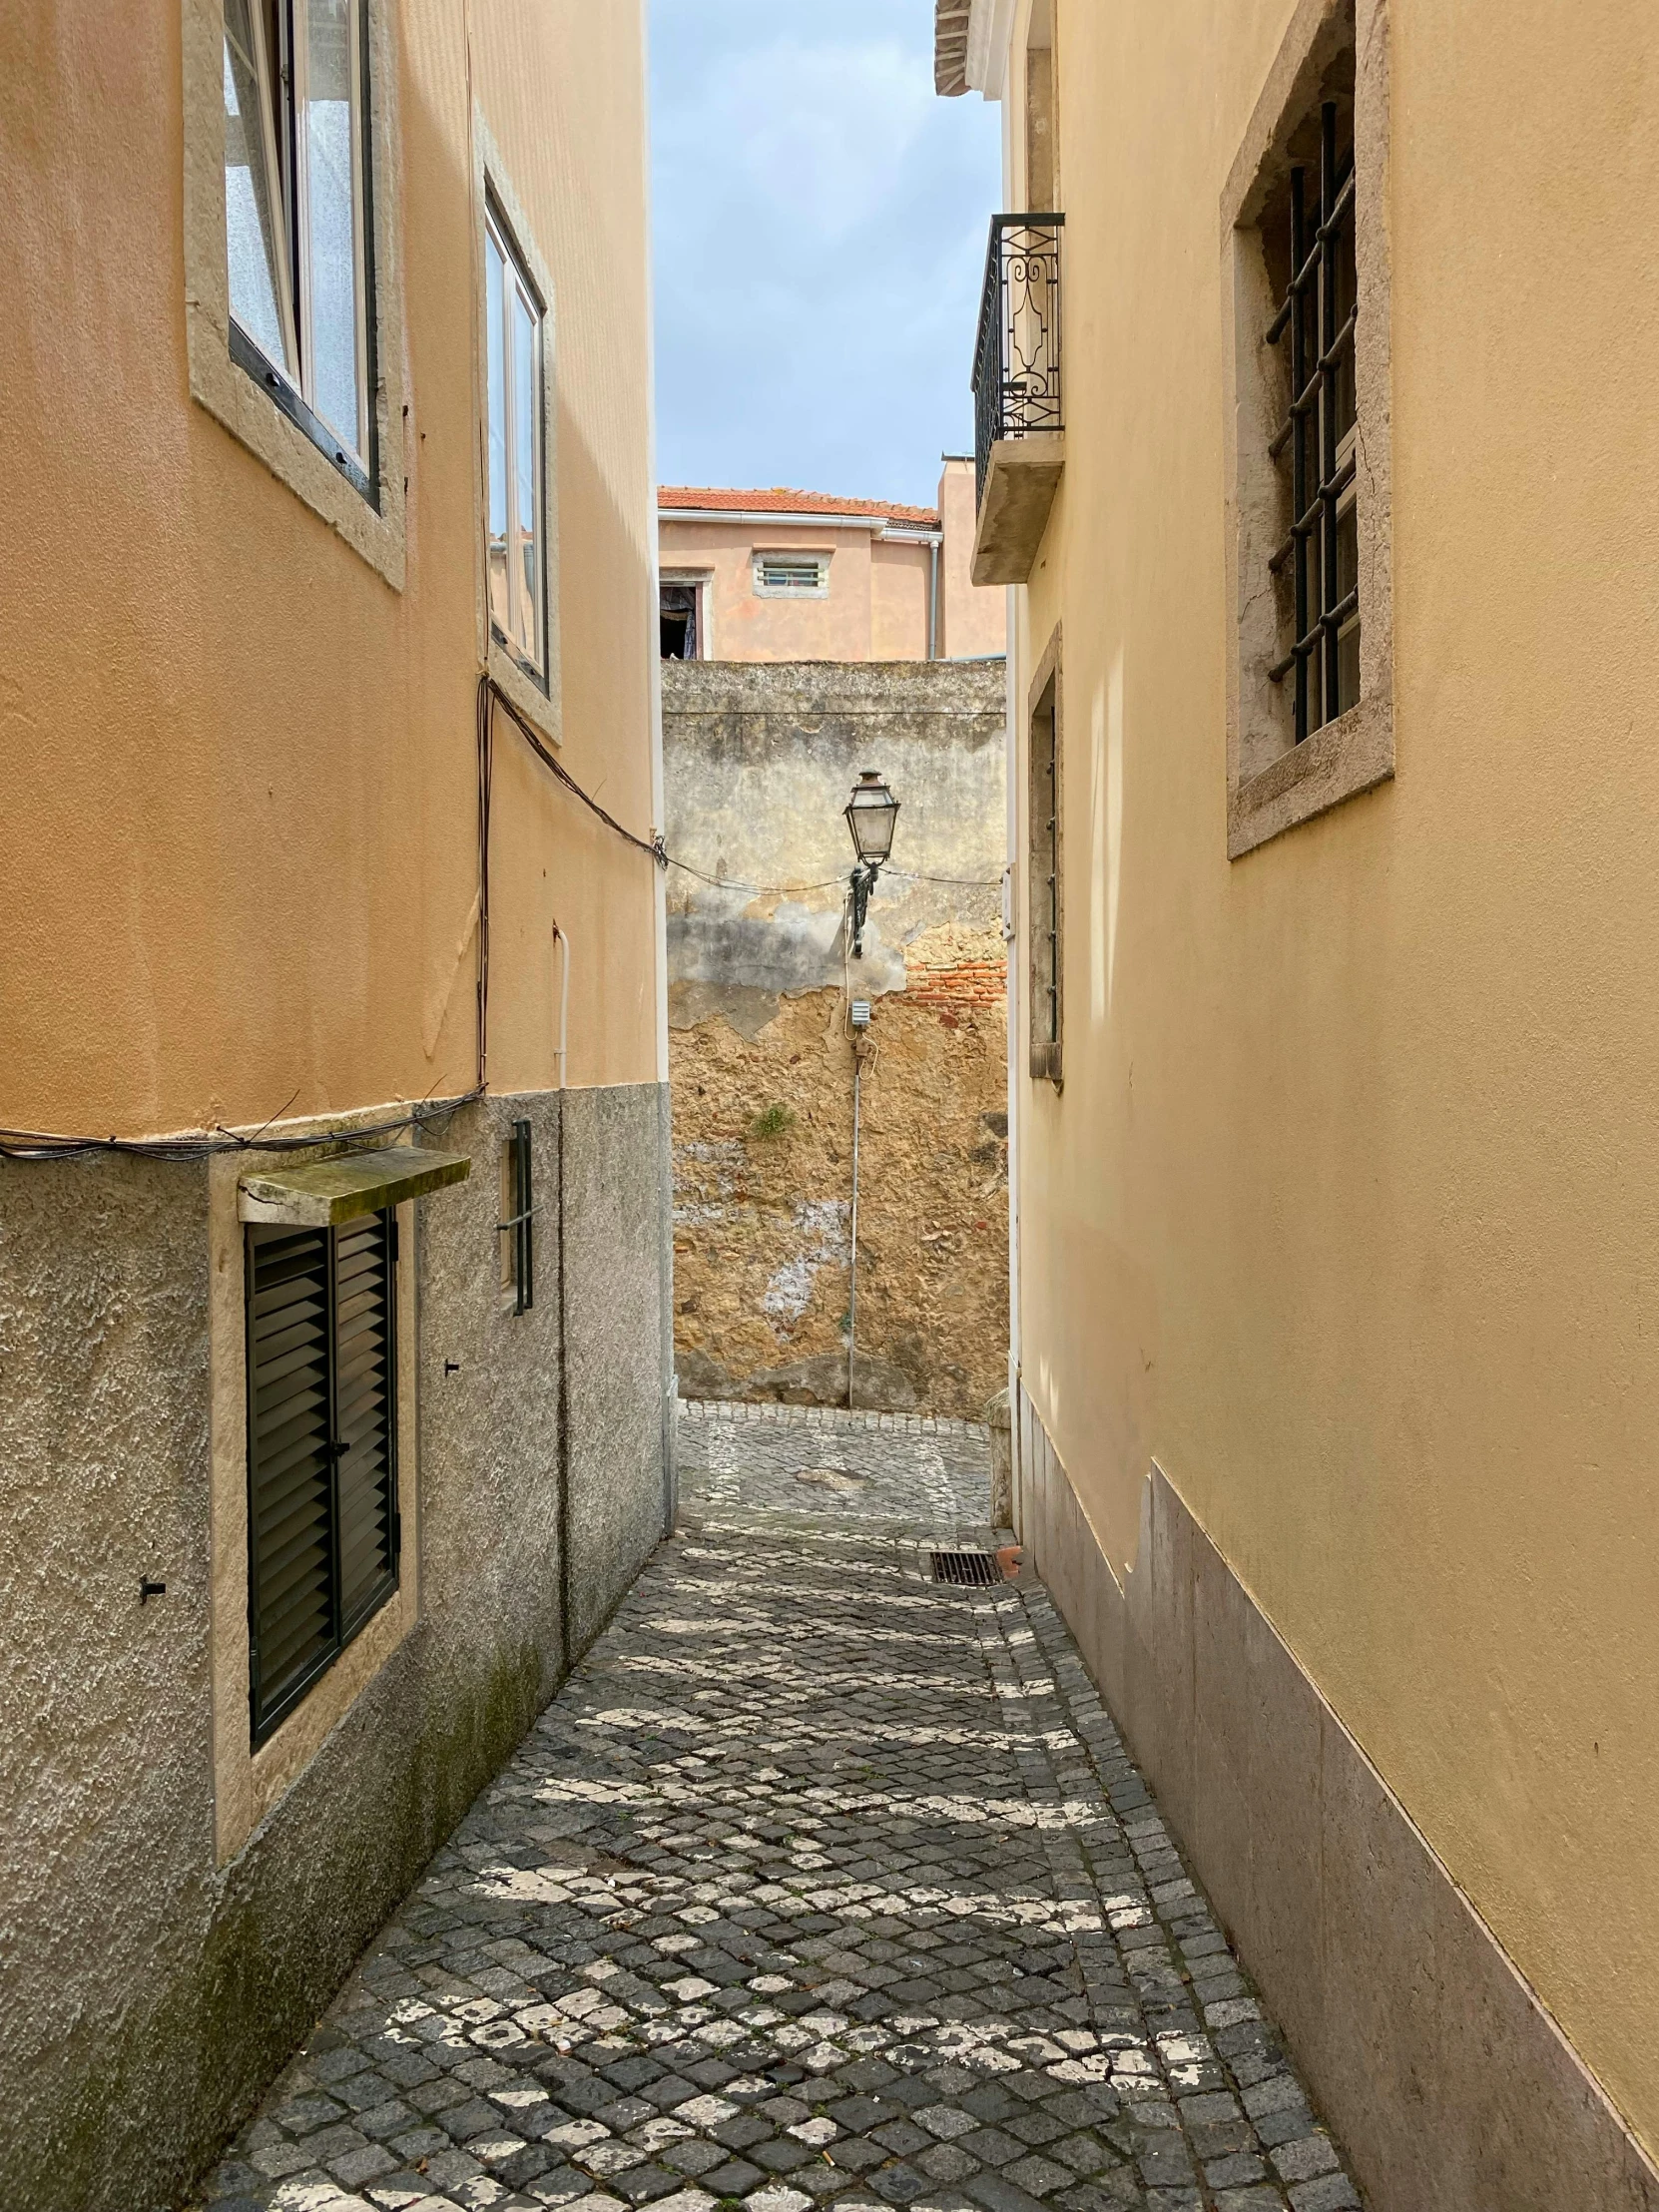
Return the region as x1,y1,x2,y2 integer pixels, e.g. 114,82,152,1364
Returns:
0,1083,672,2212
1016,1385,1659,2212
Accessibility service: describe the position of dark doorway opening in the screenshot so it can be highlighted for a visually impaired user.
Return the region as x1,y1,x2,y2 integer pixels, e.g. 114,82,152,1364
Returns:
661,583,699,659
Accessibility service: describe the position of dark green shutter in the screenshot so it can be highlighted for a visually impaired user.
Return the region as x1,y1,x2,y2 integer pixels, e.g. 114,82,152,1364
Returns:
333,1211,399,1633
247,1208,399,1743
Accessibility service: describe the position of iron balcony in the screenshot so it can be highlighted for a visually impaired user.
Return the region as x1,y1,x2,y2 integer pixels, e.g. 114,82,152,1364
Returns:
970,213,1065,586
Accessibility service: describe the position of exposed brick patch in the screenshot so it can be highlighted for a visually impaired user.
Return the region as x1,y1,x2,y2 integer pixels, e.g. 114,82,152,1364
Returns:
903,921,1008,1010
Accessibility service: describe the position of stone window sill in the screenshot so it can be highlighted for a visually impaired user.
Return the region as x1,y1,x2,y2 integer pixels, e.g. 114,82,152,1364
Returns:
1228,687,1392,858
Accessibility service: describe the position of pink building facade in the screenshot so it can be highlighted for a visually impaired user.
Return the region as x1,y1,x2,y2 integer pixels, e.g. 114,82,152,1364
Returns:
659,459,1006,663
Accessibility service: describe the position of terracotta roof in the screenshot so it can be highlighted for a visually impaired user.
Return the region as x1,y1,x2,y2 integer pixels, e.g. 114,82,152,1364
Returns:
659,485,940,530
935,0,972,95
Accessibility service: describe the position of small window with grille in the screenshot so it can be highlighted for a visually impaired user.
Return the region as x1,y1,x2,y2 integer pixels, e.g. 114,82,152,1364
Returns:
245,1208,399,1744
753,551,829,597
499,1120,534,1315
1028,656,1062,1085
1266,90,1360,743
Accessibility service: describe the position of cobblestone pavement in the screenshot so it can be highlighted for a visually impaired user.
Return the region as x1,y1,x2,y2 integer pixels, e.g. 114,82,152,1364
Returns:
191,1407,1362,2212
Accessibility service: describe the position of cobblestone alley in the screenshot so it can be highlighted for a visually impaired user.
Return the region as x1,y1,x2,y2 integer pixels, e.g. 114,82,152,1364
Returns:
190,1406,1362,2212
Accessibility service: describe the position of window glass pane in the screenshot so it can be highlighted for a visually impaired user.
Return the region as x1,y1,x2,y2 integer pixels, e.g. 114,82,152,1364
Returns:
513,283,540,665
223,0,289,371
486,231,509,638
302,0,361,452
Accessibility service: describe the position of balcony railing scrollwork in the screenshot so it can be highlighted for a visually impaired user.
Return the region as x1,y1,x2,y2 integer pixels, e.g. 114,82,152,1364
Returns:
972,214,1065,508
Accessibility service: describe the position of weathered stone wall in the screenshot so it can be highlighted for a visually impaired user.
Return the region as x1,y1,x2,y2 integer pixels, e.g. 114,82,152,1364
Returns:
664,659,1009,1418
0,1085,671,2212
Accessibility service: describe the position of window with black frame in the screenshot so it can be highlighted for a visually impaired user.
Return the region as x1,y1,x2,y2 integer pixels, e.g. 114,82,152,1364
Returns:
1266,84,1359,745
221,0,373,491
498,1121,534,1316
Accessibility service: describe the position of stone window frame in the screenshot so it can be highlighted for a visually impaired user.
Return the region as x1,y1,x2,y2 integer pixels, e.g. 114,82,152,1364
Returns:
661,568,716,661
181,0,408,591
1222,0,1392,859
1028,625,1063,1086
472,113,564,749
207,1121,420,1867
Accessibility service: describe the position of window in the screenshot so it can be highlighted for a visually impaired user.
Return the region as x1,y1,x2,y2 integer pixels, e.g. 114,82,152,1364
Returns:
485,208,547,680
221,0,373,492
661,582,700,660
245,1209,399,1743
1223,0,1393,857
1267,96,1360,743
754,552,829,597
1028,653,1062,1084
499,1121,535,1316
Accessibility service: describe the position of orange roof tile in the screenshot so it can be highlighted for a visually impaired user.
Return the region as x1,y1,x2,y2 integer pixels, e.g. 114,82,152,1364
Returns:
659,485,940,530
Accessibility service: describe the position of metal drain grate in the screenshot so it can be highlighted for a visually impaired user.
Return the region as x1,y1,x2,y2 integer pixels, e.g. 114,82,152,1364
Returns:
930,1549,999,1587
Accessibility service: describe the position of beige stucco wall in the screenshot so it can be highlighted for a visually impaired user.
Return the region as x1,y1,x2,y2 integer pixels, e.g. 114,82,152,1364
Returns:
1004,0,1659,2162
0,1,660,1141
938,456,1007,658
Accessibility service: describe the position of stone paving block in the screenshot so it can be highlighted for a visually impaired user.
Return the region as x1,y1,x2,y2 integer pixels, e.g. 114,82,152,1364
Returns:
185,1422,1362,2212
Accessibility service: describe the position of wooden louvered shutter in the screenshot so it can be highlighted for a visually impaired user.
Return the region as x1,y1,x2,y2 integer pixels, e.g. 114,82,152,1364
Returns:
247,1208,400,1743
333,1210,399,1633
247,1225,336,1738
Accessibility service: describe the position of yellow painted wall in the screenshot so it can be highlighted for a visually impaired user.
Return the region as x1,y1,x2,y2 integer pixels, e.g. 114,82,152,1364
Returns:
1012,0,1659,2153
0,1,660,1136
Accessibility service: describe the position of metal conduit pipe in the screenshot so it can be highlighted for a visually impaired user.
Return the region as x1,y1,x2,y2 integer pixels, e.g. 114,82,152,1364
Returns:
848,1053,863,1410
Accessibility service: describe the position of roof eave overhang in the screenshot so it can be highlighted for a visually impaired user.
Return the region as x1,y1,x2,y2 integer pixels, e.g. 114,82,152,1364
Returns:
661,509,941,540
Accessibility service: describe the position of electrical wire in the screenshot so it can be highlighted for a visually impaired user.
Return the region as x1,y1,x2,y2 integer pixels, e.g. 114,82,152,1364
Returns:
665,862,1002,895
483,677,667,869
886,868,1003,887
666,857,848,895
0,1091,482,1166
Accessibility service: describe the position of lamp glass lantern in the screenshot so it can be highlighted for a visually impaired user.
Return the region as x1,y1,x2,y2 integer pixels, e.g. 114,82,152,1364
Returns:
844,771,899,866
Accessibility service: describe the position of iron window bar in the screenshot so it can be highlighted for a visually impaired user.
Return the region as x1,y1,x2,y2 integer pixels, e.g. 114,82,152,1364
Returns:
1265,103,1360,743
1041,786,1059,1048
972,214,1065,507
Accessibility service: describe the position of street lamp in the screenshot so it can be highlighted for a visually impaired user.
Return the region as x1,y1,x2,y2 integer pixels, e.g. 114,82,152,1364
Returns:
843,770,899,957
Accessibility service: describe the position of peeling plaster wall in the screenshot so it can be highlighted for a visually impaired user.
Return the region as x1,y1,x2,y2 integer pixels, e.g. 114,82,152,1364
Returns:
0,1085,671,2212
663,660,1009,1417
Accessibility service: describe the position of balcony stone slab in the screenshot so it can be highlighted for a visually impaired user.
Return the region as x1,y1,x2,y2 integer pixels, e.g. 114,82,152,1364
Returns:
970,433,1064,585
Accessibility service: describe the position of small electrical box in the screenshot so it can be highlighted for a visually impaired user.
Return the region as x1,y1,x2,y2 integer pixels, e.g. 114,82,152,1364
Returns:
849,999,872,1028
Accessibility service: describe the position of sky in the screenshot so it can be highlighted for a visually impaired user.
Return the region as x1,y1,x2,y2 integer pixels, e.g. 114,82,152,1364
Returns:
648,0,1003,514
